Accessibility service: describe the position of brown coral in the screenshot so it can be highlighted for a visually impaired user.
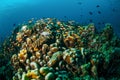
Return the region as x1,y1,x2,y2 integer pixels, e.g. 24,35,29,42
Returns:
64,35,75,48
42,44,49,54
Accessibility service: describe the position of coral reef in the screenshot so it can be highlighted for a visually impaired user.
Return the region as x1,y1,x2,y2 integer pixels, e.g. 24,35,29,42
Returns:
0,18,120,80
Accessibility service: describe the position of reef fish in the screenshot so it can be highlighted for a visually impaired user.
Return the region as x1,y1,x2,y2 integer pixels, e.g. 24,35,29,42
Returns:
89,11,93,15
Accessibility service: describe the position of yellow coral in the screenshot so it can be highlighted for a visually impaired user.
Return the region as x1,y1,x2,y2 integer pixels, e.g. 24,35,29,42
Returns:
34,47,39,52
26,71,39,79
20,48,27,53
18,49,27,63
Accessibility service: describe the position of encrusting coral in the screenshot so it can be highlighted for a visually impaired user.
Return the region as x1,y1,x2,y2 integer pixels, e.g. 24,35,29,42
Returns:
1,18,119,80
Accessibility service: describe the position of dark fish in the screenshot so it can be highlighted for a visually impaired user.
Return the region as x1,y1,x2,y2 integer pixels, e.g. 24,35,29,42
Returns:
78,2,82,5
96,5,100,8
80,15,83,18
89,11,93,15
64,16,67,18
13,23,16,26
112,8,116,12
98,11,101,14
89,19,93,22
98,22,101,25
102,22,105,24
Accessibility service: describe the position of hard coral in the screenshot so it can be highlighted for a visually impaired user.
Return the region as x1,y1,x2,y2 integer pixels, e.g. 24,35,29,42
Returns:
18,48,27,63
48,51,62,67
26,70,39,79
8,18,120,80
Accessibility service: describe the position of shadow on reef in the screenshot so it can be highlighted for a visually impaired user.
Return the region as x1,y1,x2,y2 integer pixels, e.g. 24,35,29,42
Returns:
0,26,21,80
0,18,120,80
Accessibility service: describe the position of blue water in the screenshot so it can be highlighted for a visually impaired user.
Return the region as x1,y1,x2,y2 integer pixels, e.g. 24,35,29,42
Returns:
0,0,120,40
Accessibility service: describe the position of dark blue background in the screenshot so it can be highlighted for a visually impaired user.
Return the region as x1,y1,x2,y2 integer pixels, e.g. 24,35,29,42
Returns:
0,0,120,41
